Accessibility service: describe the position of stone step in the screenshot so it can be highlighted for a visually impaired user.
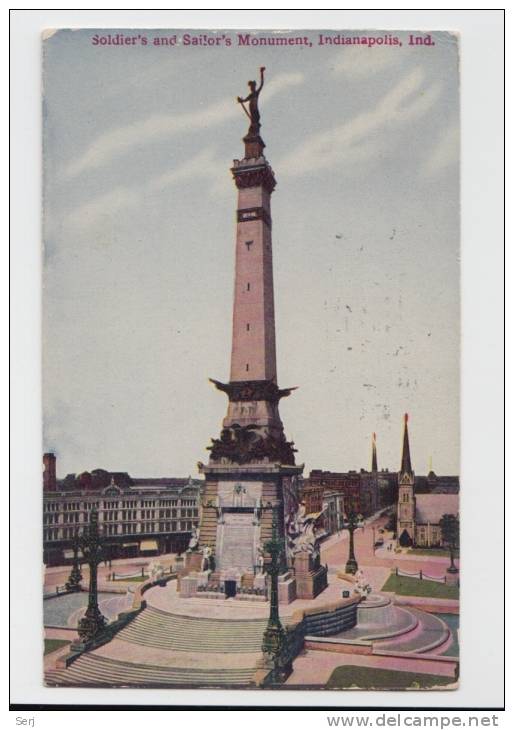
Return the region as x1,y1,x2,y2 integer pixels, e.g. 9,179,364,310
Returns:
120,625,265,636
121,628,264,638
143,605,269,627
375,609,450,654
45,654,256,687
118,637,263,651
126,618,267,632
120,626,265,640
47,664,254,683
115,606,269,653
45,666,255,682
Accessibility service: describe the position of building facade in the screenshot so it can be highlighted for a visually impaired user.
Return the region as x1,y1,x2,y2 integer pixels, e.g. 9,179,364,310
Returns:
321,489,346,535
301,435,385,536
306,470,363,514
43,454,203,565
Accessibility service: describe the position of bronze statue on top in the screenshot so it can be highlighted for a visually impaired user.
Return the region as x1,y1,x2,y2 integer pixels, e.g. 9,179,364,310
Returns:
237,66,266,137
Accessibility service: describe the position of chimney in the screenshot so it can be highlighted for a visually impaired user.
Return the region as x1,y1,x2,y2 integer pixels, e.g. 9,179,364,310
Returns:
43,452,57,492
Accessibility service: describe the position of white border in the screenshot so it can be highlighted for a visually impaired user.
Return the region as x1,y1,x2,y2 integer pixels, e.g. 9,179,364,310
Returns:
9,8,504,710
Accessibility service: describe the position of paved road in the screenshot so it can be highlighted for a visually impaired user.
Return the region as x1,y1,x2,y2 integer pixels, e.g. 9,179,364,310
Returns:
44,554,176,593
320,514,458,588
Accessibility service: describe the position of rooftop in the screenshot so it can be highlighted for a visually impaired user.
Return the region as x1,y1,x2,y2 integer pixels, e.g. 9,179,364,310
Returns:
415,494,459,524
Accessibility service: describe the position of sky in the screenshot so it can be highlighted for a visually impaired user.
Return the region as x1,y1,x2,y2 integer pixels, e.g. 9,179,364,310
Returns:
42,28,460,479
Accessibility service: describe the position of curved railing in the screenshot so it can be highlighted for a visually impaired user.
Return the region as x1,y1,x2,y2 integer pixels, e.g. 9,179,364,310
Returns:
395,567,448,583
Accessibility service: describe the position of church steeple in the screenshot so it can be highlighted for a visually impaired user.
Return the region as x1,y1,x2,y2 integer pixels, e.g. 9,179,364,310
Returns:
400,413,413,476
397,413,415,546
371,432,378,472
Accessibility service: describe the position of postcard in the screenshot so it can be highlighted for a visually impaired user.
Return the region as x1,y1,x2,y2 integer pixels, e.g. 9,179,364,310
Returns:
42,27,460,691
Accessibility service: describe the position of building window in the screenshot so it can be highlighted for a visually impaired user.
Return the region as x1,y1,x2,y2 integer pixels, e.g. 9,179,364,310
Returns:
246,363,249,371
246,323,250,331
245,240,253,251
246,282,250,291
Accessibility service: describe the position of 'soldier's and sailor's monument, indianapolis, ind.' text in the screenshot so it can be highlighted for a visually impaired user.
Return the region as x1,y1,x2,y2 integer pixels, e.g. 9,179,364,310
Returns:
183,69,328,602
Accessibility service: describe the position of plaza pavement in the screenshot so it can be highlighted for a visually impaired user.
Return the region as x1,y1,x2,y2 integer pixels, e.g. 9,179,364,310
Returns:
145,573,351,620
44,554,175,593
320,515,459,586
285,649,457,687
44,512,457,595
288,515,460,687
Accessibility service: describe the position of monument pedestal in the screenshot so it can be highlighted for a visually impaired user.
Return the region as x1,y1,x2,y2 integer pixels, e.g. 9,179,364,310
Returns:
278,572,297,604
180,575,198,598
254,573,267,591
294,551,328,600
185,551,203,573
241,572,255,590
180,570,210,598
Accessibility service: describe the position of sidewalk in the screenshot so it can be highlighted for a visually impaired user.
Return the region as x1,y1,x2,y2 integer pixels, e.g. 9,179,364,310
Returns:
45,552,176,574
320,508,390,554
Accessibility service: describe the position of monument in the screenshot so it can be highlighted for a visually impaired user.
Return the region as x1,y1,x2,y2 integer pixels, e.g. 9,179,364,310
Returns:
192,69,327,602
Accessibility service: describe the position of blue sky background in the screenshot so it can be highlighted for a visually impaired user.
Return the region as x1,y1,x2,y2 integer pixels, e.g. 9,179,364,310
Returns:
43,28,459,479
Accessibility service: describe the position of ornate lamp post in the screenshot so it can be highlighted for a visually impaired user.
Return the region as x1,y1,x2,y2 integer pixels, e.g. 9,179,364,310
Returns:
65,534,83,592
261,503,287,672
77,507,107,643
342,511,364,575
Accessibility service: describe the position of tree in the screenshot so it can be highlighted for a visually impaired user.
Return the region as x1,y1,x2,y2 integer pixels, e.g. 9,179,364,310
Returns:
385,509,397,535
439,513,459,573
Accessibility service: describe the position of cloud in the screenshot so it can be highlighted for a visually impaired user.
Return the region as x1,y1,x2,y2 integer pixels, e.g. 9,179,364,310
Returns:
331,47,401,78
147,147,219,192
422,123,459,177
64,72,304,180
278,68,441,177
64,148,221,231
65,186,139,230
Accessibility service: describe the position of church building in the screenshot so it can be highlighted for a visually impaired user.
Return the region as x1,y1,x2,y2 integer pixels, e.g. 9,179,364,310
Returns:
396,414,459,548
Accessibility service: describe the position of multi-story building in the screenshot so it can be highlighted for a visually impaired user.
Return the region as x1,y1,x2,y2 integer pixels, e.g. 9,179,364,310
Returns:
42,453,203,566
321,489,346,535
306,470,363,512
301,434,382,536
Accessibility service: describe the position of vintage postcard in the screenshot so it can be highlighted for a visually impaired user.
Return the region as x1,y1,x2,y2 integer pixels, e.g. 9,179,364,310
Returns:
42,28,460,691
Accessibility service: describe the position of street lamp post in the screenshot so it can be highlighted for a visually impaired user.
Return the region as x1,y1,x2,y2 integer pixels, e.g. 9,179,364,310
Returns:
342,511,364,575
261,503,289,680
447,549,458,574
77,507,107,643
65,534,83,592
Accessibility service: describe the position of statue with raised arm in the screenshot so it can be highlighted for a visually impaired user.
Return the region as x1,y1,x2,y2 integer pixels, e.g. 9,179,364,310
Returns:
237,66,266,136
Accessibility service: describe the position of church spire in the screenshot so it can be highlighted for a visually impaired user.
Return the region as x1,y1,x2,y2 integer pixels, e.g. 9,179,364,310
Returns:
371,432,378,472
400,413,413,475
